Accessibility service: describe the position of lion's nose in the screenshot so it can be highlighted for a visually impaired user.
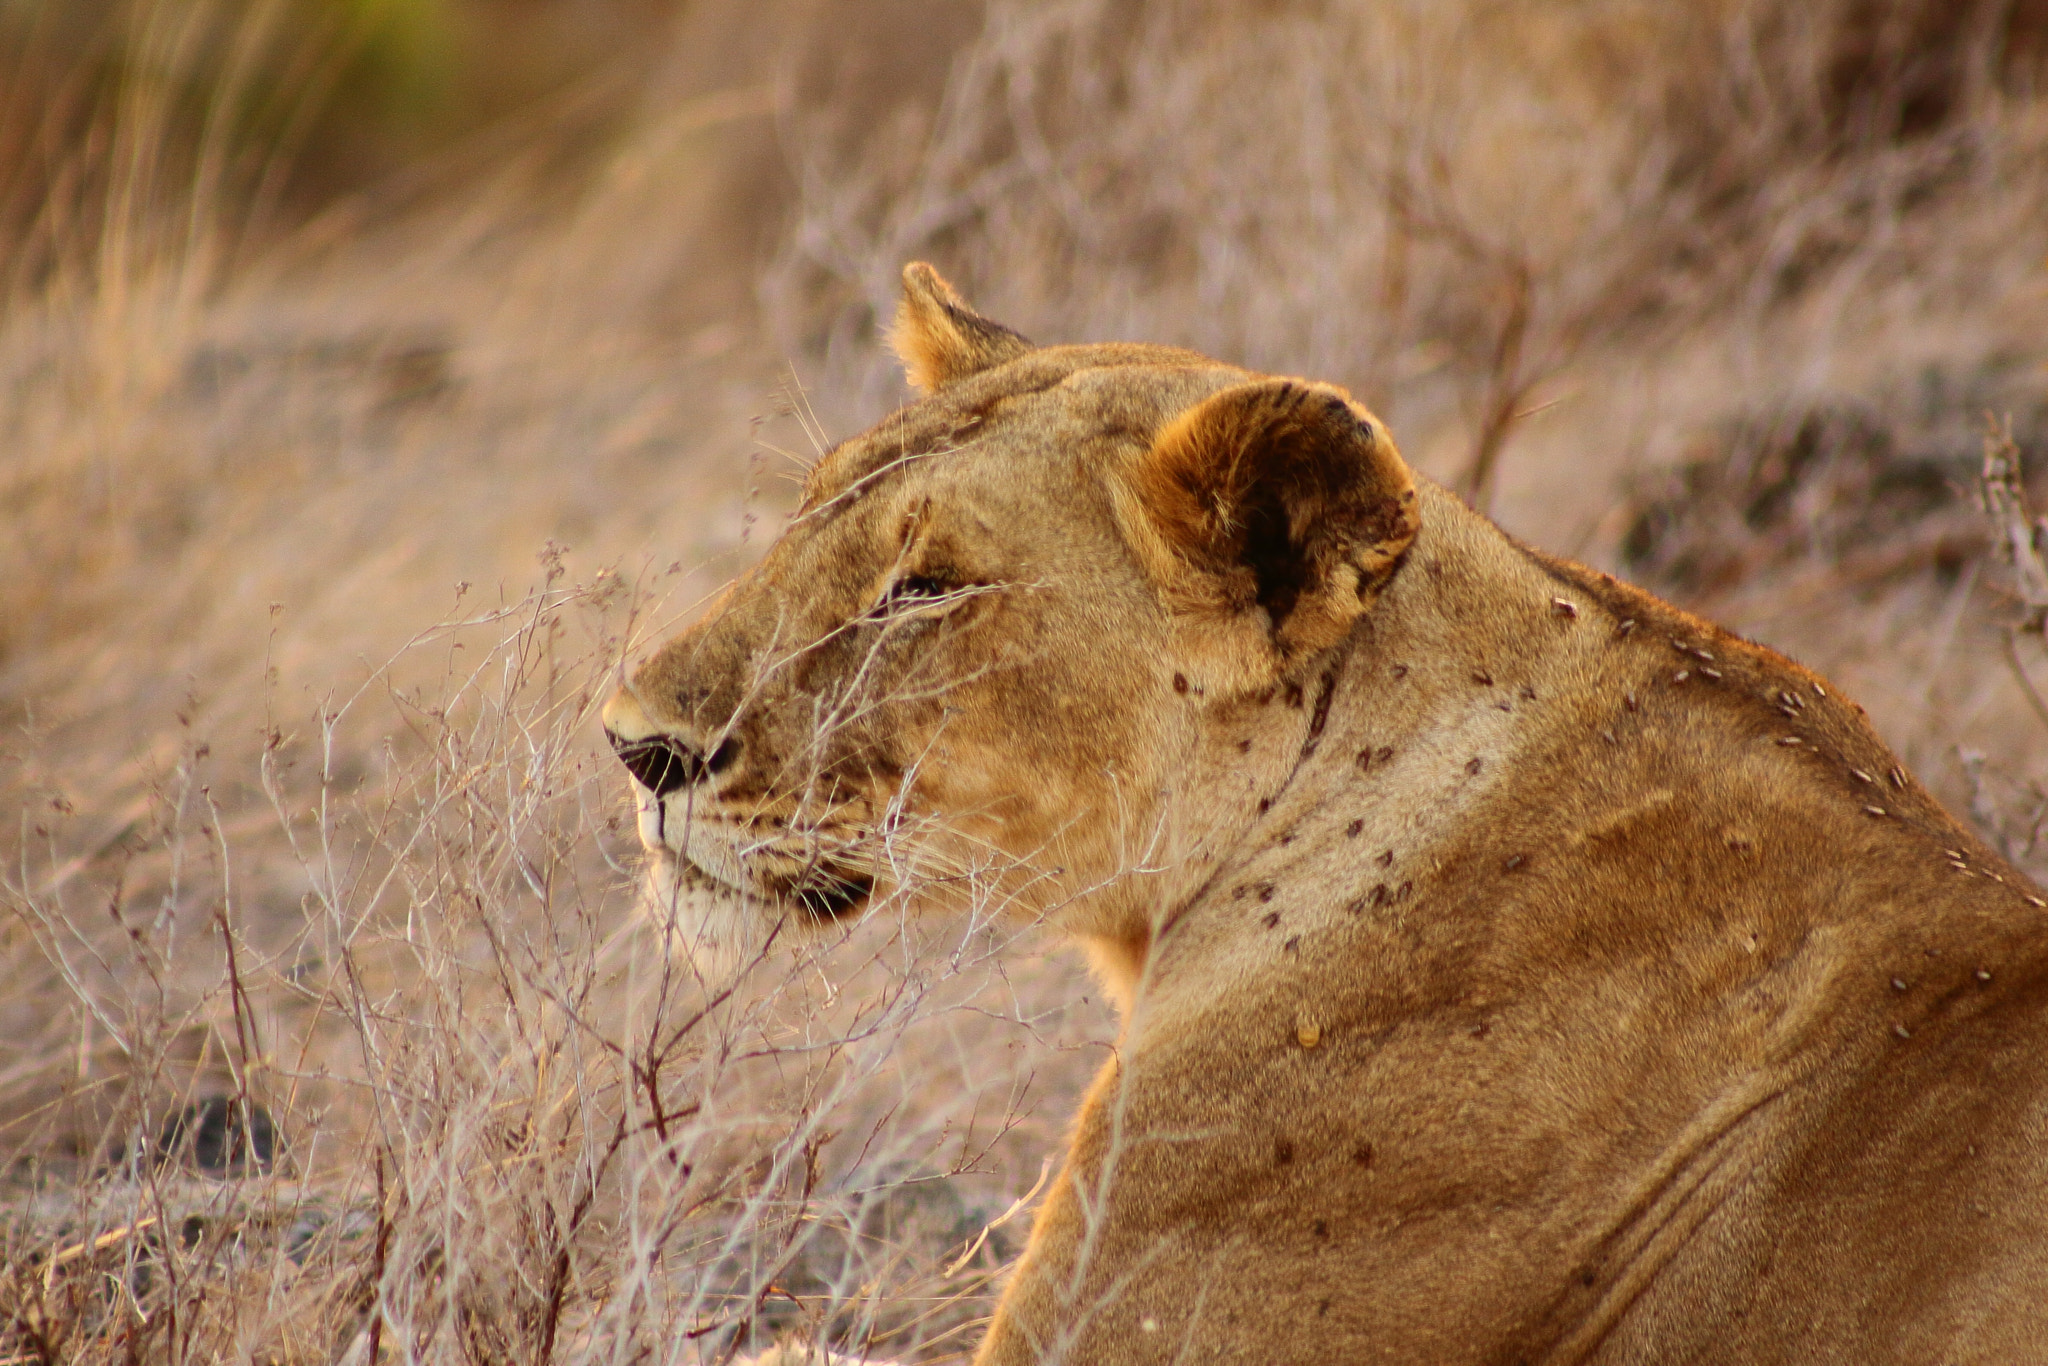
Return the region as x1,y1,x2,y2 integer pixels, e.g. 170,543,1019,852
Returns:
601,691,743,797
607,731,698,797
604,729,740,797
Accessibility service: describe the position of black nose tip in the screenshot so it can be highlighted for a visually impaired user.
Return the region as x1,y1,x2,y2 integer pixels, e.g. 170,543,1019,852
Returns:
606,730,698,797
604,730,739,797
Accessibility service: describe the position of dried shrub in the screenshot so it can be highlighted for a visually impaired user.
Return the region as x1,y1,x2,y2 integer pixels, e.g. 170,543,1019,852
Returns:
1622,370,2048,599
7,2,2048,1362
5,570,1094,1364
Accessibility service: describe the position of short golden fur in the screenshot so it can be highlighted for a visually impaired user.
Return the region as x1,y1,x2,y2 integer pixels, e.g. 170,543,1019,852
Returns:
604,265,2048,1363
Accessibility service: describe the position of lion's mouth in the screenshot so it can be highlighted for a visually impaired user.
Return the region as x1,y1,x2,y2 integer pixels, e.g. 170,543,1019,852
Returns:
665,842,875,924
636,794,878,924
783,867,874,921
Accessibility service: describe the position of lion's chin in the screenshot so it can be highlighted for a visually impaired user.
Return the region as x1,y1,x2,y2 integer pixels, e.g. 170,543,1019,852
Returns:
637,852,764,975
783,867,875,922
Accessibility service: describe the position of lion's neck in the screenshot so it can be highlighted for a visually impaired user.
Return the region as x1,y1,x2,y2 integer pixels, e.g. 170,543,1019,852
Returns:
1138,479,1604,954
1100,477,1853,1346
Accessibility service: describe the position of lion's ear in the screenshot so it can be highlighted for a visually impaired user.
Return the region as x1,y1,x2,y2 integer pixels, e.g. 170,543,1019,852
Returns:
1117,379,1420,687
891,262,1033,393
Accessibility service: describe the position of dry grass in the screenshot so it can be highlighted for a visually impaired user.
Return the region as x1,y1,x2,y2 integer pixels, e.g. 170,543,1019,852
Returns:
4,0,2048,1361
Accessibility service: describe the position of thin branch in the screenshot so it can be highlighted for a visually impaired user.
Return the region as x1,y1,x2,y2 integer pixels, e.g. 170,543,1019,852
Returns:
2002,630,2048,736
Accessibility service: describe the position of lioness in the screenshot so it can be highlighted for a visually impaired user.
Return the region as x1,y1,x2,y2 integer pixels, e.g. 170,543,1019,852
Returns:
603,265,2048,1363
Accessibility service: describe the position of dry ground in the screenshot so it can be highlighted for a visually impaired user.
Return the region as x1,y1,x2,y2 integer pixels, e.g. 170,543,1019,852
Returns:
4,1,2048,1362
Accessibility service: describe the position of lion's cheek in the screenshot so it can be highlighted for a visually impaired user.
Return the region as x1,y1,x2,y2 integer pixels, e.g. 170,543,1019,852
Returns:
936,767,1171,923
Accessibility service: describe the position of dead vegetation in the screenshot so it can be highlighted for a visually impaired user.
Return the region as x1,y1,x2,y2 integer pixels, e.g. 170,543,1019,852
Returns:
4,0,2048,1361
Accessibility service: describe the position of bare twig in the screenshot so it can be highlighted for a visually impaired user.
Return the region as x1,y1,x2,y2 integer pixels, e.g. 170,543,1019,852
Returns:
2001,631,2048,735
1981,415,2048,630
1461,253,1536,513
1980,416,2048,739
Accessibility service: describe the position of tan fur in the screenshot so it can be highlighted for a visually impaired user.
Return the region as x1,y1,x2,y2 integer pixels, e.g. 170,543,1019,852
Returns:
605,266,2048,1363
890,261,1035,392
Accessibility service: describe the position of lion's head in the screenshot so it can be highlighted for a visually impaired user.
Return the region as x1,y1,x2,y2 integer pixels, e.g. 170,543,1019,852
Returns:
601,264,1417,975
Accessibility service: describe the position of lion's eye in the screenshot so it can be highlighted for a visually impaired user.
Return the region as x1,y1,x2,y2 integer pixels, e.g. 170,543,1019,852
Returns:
889,575,950,602
870,571,963,621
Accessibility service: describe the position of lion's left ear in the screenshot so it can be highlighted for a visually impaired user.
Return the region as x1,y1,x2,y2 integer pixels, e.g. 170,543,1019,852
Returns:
1116,379,1420,689
891,262,1034,393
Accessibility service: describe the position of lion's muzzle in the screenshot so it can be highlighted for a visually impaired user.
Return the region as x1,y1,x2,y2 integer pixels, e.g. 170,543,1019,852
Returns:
601,686,879,927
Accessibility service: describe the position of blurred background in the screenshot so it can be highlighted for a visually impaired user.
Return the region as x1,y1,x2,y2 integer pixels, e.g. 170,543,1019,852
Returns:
4,1,2048,1360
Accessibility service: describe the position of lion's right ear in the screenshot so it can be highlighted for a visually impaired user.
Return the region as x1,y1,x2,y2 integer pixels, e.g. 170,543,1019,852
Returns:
891,262,1033,393
1114,379,1420,693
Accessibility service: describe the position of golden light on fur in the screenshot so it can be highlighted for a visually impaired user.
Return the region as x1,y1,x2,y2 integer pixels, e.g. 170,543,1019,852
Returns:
890,261,1034,392
607,269,2048,1365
